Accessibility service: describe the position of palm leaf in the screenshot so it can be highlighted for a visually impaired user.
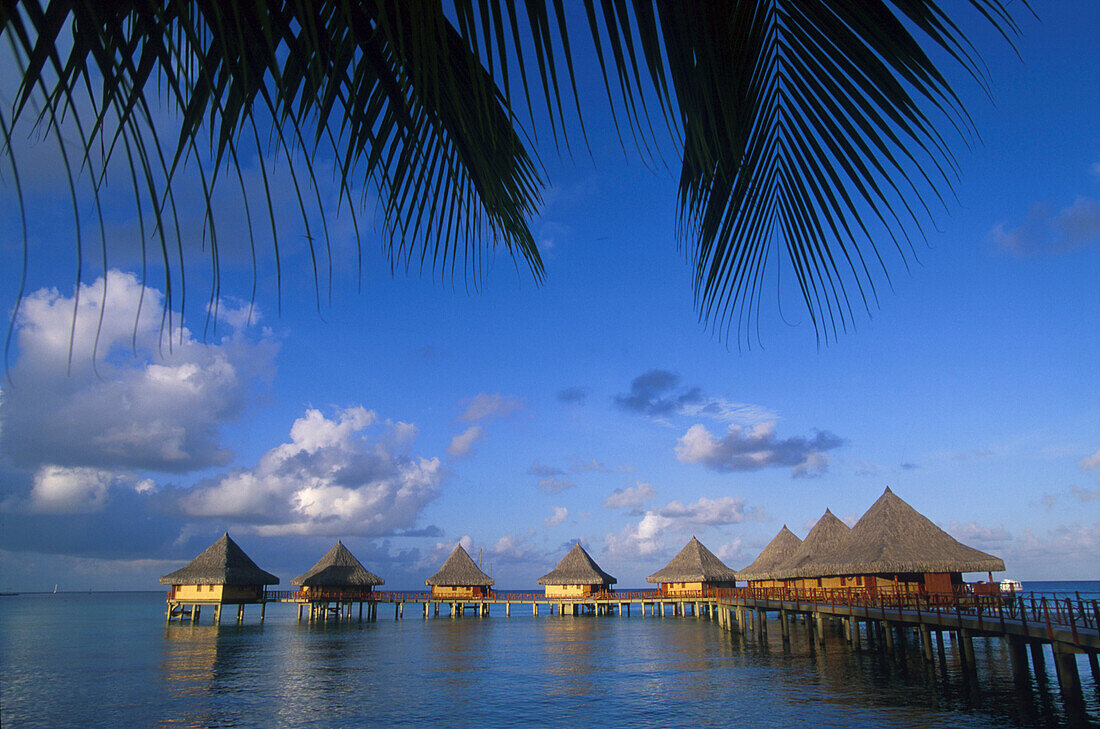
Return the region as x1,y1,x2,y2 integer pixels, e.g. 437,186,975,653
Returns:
0,0,1023,348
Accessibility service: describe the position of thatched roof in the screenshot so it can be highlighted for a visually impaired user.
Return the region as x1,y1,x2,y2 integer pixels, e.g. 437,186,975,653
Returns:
291,541,384,587
646,536,738,584
425,544,494,587
538,543,616,586
159,533,279,586
772,509,851,580
736,526,802,582
813,487,1006,576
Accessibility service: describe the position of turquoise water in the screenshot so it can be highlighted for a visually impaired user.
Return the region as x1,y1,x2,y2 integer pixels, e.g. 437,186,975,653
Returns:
1,589,1097,728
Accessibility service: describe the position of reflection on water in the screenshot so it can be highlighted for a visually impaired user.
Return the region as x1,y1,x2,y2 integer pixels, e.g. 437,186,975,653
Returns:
1,593,1097,728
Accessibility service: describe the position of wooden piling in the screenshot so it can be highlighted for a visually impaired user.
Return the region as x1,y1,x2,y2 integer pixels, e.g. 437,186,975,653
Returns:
883,622,895,653
920,625,934,663
960,629,976,668
1008,636,1030,685
1052,643,1084,707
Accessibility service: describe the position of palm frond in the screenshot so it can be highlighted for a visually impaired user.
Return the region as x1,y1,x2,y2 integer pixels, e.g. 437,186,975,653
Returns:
0,0,1024,348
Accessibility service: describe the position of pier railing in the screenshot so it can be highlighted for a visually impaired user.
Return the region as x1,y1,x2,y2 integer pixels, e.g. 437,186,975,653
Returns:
712,587,1099,635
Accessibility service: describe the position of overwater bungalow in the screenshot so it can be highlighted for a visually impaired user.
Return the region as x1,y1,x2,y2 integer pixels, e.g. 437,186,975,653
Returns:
425,544,494,599
811,487,1005,595
736,526,802,588
537,543,616,598
771,509,852,590
646,536,738,596
292,541,383,599
159,532,278,604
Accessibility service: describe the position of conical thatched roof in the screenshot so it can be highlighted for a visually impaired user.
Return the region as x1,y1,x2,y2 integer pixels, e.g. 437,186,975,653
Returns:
813,488,1006,576
646,536,738,584
159,533,279,586
425,544,494,587
773,509,851,580
291,541,384,587
736,526,802,582
538,543,616,586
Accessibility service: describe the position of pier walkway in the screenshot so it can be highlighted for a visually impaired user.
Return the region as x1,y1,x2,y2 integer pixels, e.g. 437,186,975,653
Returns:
166,585,1099,710
711,587,1099,707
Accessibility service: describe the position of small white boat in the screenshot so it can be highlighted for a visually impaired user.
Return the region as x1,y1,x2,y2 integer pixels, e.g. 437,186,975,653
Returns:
1000,578,1023,593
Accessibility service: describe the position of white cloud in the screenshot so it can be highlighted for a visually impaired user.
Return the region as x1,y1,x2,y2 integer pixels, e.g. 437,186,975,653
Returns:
1,271,276,474
604,512,673,559
1080,448,1100,470
675,422,842,477
544,506,569,529
446,425,483,458
27,466,116,513
459,393,521,422
714,538,745,565
604,496,760,561
658,496,757,526
181,407,442,537
604,481,656,510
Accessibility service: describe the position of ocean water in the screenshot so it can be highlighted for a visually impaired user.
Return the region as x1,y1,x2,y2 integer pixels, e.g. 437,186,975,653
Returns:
1,587,1097,728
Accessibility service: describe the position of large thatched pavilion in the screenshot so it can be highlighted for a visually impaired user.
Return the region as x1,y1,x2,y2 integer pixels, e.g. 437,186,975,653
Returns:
425,544,494,599
771,509,852,590
292,541,384,598
736,526,802,588
646,537,738,596
538,543,616,598
811,487,1005,594
160,532,279,604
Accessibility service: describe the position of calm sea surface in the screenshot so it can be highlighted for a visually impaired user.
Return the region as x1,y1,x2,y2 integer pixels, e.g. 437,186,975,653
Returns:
2,582,1097,728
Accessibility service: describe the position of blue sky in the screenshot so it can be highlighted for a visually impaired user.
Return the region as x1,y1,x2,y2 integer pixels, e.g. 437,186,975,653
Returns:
0,5,1097,591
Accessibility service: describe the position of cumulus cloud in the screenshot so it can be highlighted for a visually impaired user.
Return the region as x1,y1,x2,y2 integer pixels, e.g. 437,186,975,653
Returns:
675,422,842,477
658,496,758,525
603,481,656,511
604,496,760,561
180,407,442,537
544,506,569,529
1,271,276,474
604,512,672,559
537,477,575,494
990,197,1100,256
459,393,521,422
714,538,745,564
557,386,589,404
613,370,775,424
27,466,117,514
447,425,483,458
1080,448,1100,471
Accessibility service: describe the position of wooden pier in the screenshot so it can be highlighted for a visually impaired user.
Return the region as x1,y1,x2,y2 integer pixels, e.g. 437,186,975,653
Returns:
712,586,1100,710
166,585,1100,715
